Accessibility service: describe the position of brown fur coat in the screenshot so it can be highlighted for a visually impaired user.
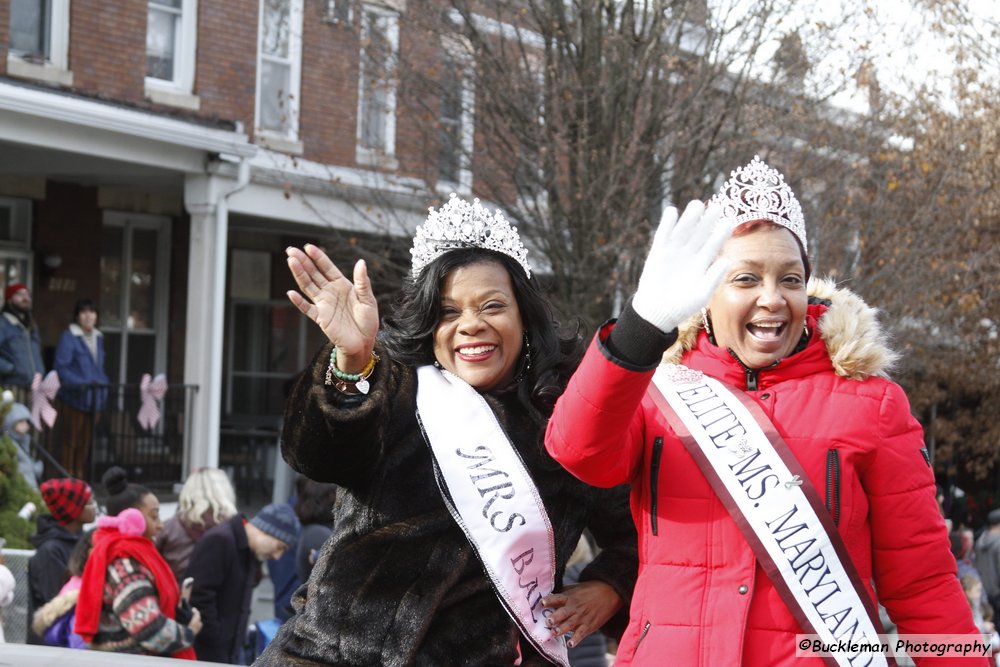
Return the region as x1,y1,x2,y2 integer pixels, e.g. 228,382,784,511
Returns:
255,344,638,667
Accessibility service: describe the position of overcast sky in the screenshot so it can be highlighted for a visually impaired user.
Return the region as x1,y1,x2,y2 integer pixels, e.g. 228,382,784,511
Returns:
719,0,1000,113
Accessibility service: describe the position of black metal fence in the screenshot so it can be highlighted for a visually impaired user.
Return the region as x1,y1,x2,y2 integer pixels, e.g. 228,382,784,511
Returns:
22,383,198,489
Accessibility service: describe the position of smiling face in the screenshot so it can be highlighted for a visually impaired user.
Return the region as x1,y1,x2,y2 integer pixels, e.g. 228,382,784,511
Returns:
706,224,808,369
77,308,98,333
432,260,525,392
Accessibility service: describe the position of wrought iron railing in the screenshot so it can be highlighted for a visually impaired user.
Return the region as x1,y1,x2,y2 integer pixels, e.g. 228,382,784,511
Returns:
19,382,198,489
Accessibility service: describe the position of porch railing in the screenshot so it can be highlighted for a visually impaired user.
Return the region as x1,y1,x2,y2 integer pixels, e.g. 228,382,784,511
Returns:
22,382,198,489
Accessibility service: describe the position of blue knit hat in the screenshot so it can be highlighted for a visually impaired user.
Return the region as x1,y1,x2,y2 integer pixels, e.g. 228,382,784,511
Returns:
250,503,300,547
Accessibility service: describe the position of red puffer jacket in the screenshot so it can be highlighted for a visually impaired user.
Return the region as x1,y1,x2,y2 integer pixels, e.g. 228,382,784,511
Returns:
546,281,983,666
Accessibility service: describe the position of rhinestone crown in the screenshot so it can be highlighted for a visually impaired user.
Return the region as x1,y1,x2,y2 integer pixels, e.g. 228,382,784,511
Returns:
410,194,531,278
710,155,808,251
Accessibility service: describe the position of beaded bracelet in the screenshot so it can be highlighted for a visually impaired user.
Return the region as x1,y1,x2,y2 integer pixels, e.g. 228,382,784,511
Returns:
325,348,379,394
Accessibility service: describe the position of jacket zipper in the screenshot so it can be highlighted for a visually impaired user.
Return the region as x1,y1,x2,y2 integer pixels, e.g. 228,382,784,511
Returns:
727,349,778,391
632,620,651,657
825,448,841,526
650,437,663,536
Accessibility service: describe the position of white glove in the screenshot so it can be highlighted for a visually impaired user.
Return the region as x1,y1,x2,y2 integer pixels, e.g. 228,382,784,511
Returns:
631,200,732,333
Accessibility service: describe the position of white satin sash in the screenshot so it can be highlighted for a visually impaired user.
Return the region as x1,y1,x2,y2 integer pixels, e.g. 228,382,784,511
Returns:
650,364,888,667
416,365,568,666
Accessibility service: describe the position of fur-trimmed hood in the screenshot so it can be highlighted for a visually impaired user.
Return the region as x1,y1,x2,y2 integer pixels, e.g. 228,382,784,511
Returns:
663,277,899,380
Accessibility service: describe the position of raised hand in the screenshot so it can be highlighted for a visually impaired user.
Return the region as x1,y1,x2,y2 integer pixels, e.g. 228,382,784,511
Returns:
631,200,732,333
286,244,379,373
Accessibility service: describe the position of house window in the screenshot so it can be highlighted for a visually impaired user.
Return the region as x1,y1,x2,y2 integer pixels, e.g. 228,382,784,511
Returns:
9,0,52,59
146,0,180,80
256,0,303,143
7,0,71,83
0,197,33,298
326,0,352,23
356,4,399,167
437,45,474,192
0,197,32,247
145,0,198,96
225,300,321,418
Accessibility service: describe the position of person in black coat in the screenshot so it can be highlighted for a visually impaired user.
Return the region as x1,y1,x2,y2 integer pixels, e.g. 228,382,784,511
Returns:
185,503,299,664
293,476,337,585
26,478,96,643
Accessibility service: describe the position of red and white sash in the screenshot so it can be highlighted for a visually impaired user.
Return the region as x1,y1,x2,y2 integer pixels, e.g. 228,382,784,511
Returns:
416,365,568,667
650,364,888,667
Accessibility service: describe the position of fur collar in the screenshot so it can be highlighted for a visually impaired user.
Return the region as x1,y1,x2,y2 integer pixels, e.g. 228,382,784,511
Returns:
69,323,102,338
663,277,898,380
2,311,28,329
32,588,79,636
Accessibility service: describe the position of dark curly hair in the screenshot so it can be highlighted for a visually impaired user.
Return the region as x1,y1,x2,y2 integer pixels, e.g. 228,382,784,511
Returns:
381,248,582,425
102,466,152,517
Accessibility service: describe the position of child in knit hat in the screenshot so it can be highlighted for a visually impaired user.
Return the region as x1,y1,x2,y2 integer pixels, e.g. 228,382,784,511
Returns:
26,478,96,644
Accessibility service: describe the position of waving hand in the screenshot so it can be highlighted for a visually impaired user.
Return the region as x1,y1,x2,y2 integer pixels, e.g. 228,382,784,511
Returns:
286,244,379,373
631,200,732,333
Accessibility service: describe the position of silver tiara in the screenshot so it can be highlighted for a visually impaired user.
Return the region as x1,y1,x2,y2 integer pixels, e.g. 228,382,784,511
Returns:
410,194,531,278
710,155,808,251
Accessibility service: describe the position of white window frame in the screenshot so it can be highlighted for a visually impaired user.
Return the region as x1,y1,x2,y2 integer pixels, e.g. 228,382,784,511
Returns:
254,0,304,154
6,0,72,86
144,0,200,110
355,3,400,169
436,35,475,195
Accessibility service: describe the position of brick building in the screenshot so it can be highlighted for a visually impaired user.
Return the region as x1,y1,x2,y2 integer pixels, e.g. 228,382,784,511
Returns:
0,0,467,490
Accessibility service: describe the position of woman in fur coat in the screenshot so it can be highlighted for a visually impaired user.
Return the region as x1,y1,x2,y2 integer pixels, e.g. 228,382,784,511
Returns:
545,157,983,666
255,195,638,667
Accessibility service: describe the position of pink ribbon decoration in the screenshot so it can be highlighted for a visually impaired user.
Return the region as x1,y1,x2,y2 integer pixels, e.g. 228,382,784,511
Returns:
137,373,168,431
31,370,60,430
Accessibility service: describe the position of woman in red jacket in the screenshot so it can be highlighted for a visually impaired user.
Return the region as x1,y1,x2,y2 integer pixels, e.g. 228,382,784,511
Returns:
544,156,984,666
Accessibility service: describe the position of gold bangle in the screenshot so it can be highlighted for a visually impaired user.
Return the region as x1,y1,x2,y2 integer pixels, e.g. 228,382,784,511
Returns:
358,354,377,377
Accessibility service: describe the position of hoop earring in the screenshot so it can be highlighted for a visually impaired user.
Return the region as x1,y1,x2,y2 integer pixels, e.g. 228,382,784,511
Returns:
701,308,716,344
802,319,810,341
512,332,531,384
